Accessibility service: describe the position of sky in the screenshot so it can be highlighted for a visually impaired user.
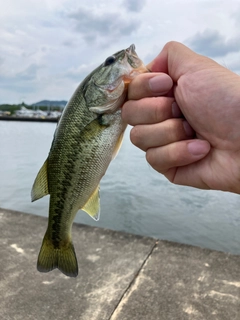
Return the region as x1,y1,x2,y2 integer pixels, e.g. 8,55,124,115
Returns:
1,0,240,104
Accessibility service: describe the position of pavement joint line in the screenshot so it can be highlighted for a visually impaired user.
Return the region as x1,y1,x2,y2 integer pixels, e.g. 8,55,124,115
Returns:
108,240,159,320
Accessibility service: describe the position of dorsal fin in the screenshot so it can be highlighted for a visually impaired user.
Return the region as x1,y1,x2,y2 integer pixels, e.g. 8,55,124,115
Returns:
31,158,49,202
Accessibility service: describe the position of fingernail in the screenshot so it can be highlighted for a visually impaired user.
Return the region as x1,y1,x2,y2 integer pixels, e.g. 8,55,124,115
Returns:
148,74,173,93
183,121,195,137
187,141,210,156
172,101,182,118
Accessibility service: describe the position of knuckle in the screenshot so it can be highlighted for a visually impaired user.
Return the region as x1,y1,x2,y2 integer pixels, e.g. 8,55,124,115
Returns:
154,100,164,122
121,101,131,121
146,148,156,166
165,119,185,142
146,148,167,174
146,146,172,173
130,126,142,146
146,148,153,164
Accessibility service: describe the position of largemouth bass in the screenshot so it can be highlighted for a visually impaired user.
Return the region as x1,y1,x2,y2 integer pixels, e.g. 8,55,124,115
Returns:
31,44,147,277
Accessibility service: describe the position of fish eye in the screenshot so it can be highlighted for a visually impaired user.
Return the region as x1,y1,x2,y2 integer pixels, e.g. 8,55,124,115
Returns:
104,56,116,66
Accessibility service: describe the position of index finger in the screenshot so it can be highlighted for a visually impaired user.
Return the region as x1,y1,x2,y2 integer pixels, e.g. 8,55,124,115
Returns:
128,72,173,100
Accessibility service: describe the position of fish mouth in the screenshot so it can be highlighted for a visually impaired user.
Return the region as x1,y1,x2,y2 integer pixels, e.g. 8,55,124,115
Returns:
130,64,148,76
126,44,136,54
125,44,148,79
123,65,148,85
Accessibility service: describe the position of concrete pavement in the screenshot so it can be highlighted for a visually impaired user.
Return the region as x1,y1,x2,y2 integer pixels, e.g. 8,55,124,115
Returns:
0,208,239,320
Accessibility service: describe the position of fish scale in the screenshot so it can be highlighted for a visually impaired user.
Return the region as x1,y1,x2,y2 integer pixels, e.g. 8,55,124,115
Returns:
31,44,147,277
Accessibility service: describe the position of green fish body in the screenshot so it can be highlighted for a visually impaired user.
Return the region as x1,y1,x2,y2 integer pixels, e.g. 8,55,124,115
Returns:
31,45,147,277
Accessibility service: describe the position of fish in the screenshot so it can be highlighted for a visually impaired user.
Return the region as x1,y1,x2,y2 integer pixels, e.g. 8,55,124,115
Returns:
31,44,147,277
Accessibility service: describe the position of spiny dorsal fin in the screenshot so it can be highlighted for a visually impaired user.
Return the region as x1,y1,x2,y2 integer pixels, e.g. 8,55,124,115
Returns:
31,158,49,202
82,185,100,221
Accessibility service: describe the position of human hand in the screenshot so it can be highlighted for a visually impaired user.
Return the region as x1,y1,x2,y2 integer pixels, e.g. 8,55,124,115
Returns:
122,41,240,194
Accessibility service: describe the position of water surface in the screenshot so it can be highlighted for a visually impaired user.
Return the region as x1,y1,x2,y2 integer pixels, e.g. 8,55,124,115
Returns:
0,121,239,254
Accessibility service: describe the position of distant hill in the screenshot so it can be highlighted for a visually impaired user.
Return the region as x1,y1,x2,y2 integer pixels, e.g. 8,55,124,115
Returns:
32,100,67,108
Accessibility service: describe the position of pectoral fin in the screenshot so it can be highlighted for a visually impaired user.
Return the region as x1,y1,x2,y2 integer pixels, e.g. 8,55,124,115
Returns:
82,185,100,221
31,159,49,202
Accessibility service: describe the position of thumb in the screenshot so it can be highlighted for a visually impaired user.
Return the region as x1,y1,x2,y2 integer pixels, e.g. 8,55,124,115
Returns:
147,41,216,82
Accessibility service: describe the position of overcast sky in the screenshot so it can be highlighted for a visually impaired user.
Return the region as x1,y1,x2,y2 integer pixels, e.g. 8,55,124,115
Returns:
1,0,240,104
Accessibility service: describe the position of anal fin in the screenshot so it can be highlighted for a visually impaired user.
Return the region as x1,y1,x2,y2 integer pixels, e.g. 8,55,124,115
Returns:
82,185,100,221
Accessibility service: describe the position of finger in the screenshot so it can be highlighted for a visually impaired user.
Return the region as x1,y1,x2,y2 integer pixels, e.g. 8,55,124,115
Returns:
130,119,195,151
146,139,211,173
128,72,173,100
122,97,178,126
172,101,183,118
147,41,219,81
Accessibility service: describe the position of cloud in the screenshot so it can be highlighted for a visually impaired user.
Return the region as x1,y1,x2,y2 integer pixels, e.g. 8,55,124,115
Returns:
15,63,42,81
0,63,44,97
63,63,96,81
231,6,240,27
1,0,239,104
122,0,146,12
0,56,4,67
62,39,75,47
226,58,240,74
39,20,57,28
186,29,240,58
68,7,140,45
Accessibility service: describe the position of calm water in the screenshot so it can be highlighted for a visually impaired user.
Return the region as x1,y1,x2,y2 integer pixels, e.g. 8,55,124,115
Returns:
0,121,240,254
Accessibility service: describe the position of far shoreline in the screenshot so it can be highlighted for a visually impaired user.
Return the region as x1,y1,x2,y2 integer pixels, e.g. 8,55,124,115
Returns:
0,116,59,123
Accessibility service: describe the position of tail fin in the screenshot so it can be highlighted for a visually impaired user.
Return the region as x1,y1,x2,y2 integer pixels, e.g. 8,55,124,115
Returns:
37,234,78,277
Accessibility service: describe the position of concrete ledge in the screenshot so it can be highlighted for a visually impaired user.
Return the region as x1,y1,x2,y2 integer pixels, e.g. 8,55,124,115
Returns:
0,208,239,320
